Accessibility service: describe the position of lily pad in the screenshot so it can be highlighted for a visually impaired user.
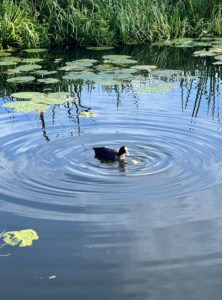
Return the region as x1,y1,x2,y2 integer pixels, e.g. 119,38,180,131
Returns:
46,92,72,97
86,46,114,50
104,59,138,65
0,61,18,66
79,111,97,117
209,48,222,54
139,82,177,93
37,78,60,84
16,64,42,72
5,69,22,75
214,55,222,61
3,101,50,112
0,56,21,62
193,50,216,57
95,64,120,71
213,61,222,65
58,65,85,72
132,65,157,71
7,76,35,83
76,59,98,63
33,70,58,76
62,71,98,81
11,91,44,99
21,58,44,64
23,48,47,53
66,61,94,68
0,52,11,57
102,55,132,60
2,229,39,247
35,96,75,105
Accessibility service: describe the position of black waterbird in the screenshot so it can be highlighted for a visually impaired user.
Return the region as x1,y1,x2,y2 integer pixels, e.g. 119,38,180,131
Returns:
93,146,129,161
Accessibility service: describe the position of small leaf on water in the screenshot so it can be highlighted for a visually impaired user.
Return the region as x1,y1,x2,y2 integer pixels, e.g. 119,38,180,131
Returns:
33,70,58,76
37,78,60,84
2,229,39,247
0,61,17,66
7,76,35,83
86,46,114,50
21,58,44,64
11,92,44,99
16,64,42,72
133,65,157,71
139,82,177,93
23,48,47,53
3,101,50,112
79,111,97,117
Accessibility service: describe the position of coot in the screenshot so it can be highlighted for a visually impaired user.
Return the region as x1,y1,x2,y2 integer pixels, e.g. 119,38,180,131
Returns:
93,146,129,161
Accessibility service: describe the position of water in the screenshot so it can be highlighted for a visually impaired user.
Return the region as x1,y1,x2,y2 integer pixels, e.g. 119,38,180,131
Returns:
1,45,222,299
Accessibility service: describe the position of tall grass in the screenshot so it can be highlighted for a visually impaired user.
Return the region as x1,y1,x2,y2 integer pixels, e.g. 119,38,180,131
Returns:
0,0,222,48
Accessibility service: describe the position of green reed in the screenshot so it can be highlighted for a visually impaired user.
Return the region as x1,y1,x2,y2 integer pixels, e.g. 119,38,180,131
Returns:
0,0,222,48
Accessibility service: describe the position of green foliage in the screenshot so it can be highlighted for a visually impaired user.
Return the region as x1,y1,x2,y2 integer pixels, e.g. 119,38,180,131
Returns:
0,0,48,48
0,0,222,48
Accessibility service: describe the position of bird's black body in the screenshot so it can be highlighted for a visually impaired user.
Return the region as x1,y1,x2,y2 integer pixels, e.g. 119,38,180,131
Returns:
93,146,129,161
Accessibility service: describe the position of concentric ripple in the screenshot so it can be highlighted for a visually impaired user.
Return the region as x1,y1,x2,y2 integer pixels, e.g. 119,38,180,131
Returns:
0,111,222,221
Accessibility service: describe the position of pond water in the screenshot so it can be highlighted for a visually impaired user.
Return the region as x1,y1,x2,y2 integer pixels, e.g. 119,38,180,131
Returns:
1,44,222,299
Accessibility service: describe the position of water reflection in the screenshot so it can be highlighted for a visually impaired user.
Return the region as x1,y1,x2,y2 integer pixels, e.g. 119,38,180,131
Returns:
1,45,222,300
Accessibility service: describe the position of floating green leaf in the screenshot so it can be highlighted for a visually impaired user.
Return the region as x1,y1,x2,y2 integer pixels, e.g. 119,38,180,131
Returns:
104,59,138,65
23,48,47,53
66,61,93,68
76,59,98,63
37,78,60,84
213,61,222,65
58,65,85,72
47,92,72,97
102,55,132,60
95,64,120,71
5,69,22,75
133,65,157,71
0,52,11,57
214,55,222,61
11,92,44,99
0,61,17,66
62,71,98,81
139,82,177,93
86,46,114,50
33,70,58,76
7,76,35,83
79,111,97,117
2,229,39,247
16,64,42,72
193,50,216,57
39,97,74,105
3,101,50,112
21,58,44,64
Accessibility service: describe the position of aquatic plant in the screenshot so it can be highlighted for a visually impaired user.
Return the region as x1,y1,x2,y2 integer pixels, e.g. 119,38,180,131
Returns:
2,229,39,247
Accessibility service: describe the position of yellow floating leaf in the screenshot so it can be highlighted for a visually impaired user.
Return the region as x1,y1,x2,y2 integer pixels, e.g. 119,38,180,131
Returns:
79,111,97,117
3,229,39,247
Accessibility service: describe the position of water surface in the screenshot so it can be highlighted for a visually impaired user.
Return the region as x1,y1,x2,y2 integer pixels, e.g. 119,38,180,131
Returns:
1,45,222,300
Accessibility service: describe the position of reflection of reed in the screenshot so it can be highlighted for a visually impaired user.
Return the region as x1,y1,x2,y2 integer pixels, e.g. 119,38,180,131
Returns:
39,111,50,142
181,62,221,122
